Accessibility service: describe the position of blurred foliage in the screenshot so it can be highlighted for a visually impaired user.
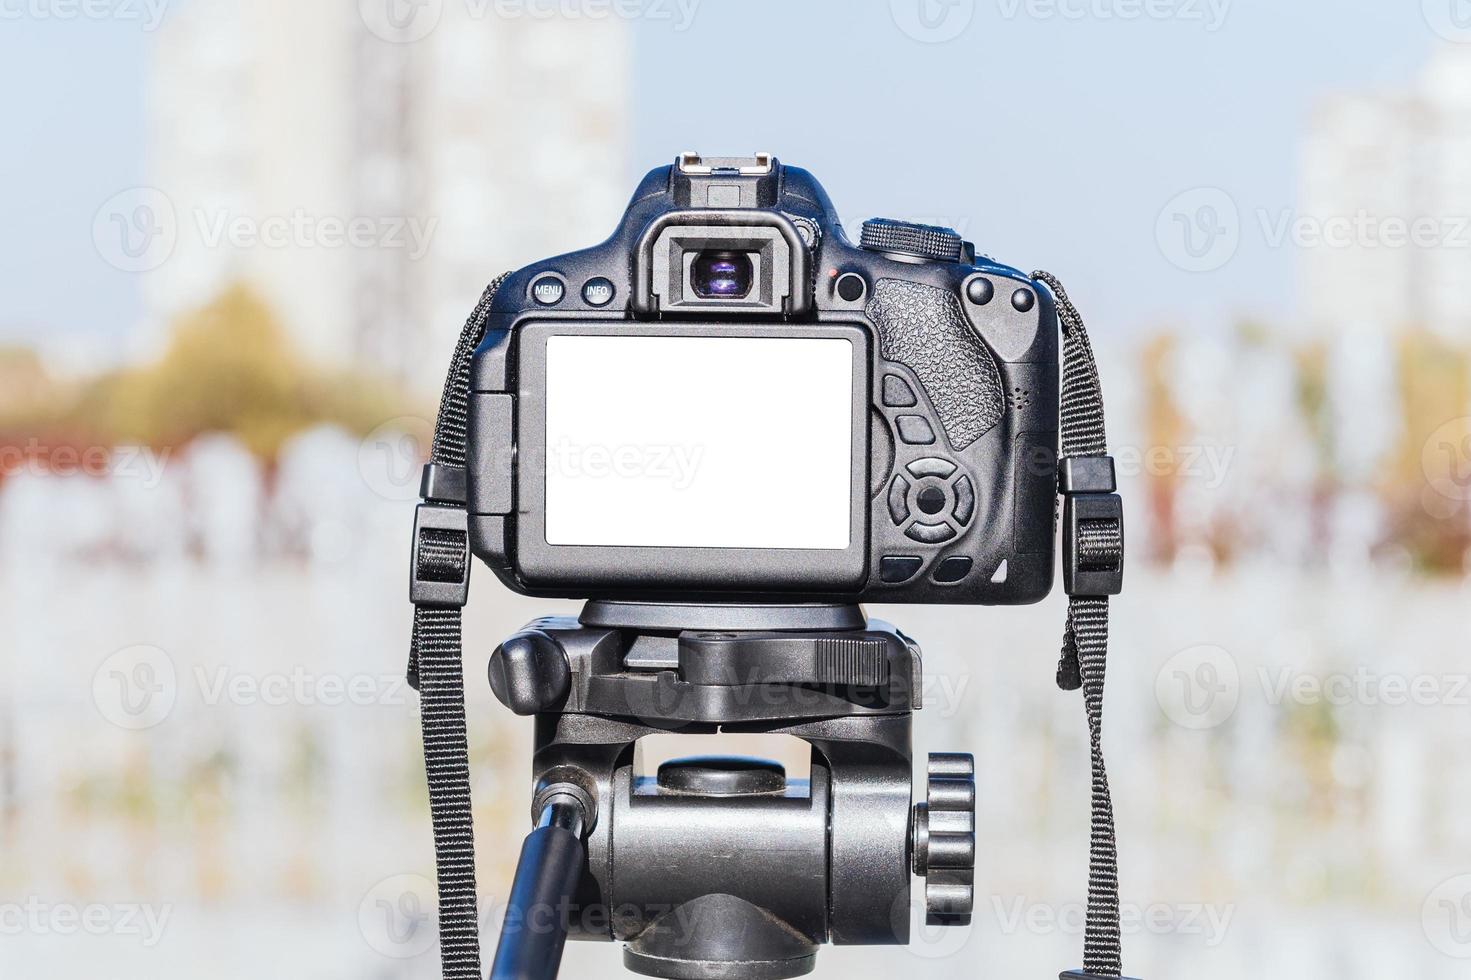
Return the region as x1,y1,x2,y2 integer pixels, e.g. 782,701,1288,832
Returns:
1135,320,1470,575
0,283,412,461
1385,331,1471,574
1292,342,1333,476
1139,333,1185,563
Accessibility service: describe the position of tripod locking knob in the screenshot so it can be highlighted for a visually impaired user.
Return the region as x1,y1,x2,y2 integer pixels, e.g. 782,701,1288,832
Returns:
489,630,570,715
911,752,975,925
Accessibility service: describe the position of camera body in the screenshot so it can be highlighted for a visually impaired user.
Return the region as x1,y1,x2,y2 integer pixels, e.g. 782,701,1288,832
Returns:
465,154,1059,604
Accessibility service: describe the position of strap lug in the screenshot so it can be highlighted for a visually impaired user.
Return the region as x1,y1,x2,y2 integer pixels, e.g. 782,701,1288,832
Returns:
420,462,468,505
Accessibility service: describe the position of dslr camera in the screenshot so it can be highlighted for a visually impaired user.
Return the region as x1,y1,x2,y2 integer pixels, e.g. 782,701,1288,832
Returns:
462,152,1060,603
408,154,1130,980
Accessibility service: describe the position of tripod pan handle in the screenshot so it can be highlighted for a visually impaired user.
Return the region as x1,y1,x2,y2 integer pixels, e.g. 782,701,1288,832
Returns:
490,798,587,980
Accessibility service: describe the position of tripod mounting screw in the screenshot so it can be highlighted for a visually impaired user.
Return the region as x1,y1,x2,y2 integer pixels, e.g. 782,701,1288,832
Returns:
911,752,976,926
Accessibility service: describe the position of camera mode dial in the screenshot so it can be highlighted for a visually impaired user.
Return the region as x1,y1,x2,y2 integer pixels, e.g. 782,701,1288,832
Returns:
860,218,965,263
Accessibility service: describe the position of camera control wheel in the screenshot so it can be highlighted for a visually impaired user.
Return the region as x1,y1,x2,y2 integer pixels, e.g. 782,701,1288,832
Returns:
911,752,976,926
860,218,966,264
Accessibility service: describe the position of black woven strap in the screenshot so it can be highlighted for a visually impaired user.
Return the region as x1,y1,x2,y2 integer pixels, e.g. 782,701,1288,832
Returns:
410,273,510,980
1034,271,1126,979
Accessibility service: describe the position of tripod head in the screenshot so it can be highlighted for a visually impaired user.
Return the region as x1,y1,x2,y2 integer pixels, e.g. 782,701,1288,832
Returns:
486,602,975,980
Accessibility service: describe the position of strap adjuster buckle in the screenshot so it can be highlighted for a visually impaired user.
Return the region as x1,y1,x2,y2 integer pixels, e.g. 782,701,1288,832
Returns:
410,503,471,607
1059,456,1124,598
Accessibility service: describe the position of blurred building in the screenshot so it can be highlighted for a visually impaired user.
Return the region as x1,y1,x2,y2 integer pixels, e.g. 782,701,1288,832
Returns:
145,0,631,394
1300,45,1471,342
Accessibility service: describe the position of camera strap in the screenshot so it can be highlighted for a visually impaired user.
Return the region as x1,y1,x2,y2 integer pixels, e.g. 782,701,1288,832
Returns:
1034,271,1130,980
406,273,510,980
405,271,1129,980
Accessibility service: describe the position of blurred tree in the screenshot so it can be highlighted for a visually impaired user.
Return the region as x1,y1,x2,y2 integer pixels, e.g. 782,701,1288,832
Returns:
1,282,412,463
100,285,313,456
98,284,406,457
1140,332,1186,563
1384,331,1471,573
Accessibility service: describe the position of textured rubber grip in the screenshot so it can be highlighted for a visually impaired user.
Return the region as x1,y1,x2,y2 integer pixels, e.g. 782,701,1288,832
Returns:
865,278,1004,449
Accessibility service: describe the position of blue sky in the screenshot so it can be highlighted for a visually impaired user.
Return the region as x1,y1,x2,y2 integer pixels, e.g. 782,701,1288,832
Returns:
0,0,1449,350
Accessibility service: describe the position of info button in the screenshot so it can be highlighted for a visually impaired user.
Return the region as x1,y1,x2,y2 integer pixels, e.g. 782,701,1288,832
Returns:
582,277,615,306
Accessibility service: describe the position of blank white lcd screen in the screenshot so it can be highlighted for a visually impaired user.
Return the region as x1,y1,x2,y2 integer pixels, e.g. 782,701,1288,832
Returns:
543,335,854,549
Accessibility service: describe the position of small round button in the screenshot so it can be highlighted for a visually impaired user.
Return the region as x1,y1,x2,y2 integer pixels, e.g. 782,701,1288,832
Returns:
965,277,994,305
1011,287,1035,313
836,272,867,303
532,276,565,305
916,485,947,515
582,277,615,306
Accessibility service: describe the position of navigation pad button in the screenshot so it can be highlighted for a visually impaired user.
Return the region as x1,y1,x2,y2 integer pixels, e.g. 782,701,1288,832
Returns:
952,476,976,526
906,457,957,480
887,475,911,525
905,521,957,544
